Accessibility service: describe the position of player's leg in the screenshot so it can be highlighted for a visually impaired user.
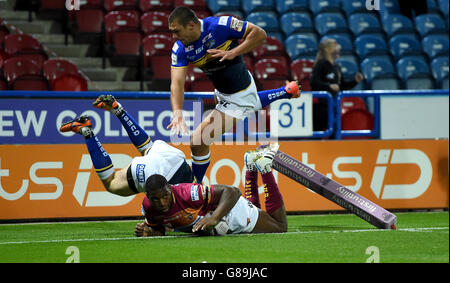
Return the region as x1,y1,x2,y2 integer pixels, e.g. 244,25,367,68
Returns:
59,115,136,196
243,150,261,208
93,95,152,155
190,109,236,183
251,143,287,233
256,81,301,109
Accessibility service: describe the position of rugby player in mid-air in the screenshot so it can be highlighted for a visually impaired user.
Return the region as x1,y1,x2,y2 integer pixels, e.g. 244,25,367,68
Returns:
59,95,194,196
167,7,301,184
134,143,287,236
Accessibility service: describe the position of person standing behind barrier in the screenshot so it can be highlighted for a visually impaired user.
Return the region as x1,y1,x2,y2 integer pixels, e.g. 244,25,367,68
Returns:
310,38,364,133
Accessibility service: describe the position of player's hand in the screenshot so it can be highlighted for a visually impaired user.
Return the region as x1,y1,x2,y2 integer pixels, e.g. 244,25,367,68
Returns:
167,111,189,135
134,222,150,237
207,48,237,62
192,215,218,233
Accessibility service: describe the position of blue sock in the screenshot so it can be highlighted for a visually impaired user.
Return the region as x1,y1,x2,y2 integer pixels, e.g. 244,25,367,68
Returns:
82,128,115,180
191,152,211,183
117,111,152,154
257,86,290,108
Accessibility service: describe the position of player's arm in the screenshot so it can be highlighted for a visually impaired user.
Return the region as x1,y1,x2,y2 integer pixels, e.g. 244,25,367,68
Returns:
192,185,241,232
167,66,189,135
207,22,267,62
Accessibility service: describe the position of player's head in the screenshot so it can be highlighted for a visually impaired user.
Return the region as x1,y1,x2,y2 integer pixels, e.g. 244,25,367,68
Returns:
145,174,173,214
316,38,341,63
168,6,200,45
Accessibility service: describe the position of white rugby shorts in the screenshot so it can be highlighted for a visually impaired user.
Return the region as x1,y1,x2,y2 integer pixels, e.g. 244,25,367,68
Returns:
225,196,259,234
214,71,263,120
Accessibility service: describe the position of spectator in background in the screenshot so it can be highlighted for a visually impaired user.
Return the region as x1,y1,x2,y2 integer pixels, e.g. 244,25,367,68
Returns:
310,38,364,133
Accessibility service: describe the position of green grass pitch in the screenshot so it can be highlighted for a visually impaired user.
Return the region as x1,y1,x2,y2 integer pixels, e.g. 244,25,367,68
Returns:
0,212,448,263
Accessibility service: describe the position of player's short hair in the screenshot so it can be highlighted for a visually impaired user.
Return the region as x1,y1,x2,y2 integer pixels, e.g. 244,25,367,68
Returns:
145,174,170,194
168,6,199,26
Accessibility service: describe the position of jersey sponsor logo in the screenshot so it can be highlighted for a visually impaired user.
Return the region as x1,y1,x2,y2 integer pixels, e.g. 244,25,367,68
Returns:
218,16,229,26
191,185,199,201
171,53,178,65
136,164,146,183
230,17,244,32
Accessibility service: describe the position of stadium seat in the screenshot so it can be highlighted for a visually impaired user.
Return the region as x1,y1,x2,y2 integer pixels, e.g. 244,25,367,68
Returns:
284,34,317,60
104,11,140,44
174,0,209,11
396,56,435,89
254,58,289,90
309,0,341,15
341,97,366,115
0,77,7,90
354,34,389,60
360,57,396,83
40,0,65,10
51,73,88,91
335,58,358,81
104,0,140,18
214,11,245,20
379,0,401,15
348,13,381,37
2,57,42,82
421,34,449,60
208,0,240,14
0,19,10,45
2,57,49,90
382,14,416,38
241,0,275,15
43,59,79,82
276,0,308,14
438,0,449,17
414,14,447,38
139,0,173,13
341,0,367,16
3,34,48,68
290,59,314,91
0,49,9,69
430,56,449,88
371,76,402,90
142,34,173,79
246,12,280,33
141,11,170,36
388,34,424,61
280,12,314,37
314,13,349,36
341,109,374,139
186,65,213,91
252,36,286,59
72,8,105,40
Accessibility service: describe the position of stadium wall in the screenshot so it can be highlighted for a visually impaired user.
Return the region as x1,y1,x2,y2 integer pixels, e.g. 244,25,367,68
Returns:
0,90,448,221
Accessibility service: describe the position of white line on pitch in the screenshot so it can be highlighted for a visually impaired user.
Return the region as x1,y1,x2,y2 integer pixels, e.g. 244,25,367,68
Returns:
0,227,447,246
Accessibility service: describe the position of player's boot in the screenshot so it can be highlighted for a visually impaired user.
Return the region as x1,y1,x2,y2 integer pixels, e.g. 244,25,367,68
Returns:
285,81,301,98
93,94,123,115
59,115,92,134
255,143,280,174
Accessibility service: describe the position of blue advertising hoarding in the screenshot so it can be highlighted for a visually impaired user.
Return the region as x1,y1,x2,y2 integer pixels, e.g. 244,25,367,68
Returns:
0,98,202,144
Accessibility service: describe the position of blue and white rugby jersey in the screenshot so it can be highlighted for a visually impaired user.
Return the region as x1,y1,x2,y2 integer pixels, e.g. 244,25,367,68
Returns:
171,16,252,94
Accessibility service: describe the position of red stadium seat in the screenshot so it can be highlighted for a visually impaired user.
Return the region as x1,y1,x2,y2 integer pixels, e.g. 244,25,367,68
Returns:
40,0,65,10
12,76,49,90
290,59,314,91
341,97,367,115
254,58,288,80
0,20,10,46
173,0,208,11
190,80,215,92
0,49,9,69
104,0,140,18
139,0,173,13
252,36,287,59
142,33,173,70
2,57,42,83
0,78,7,90
74,8,105,33
341,109,374,139
3,34,48,67
104,11,140,44
113,30,143,56
51,73,88,91
43,59,79,82
141,11,170,36
243,55,254,75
